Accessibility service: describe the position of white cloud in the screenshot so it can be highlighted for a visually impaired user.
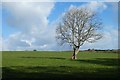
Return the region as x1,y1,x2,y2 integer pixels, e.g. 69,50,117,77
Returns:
69,2,107,14
81,1,107,13
88,1,107,10
3,2,54,32
2,2,56,51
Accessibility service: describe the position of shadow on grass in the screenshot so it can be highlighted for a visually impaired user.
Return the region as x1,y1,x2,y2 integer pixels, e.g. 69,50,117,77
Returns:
76,58,120,66
2,66,119,80
20,57,66,60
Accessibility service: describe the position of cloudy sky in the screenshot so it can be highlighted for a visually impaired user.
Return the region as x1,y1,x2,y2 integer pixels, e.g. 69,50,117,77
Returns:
1,1,118,51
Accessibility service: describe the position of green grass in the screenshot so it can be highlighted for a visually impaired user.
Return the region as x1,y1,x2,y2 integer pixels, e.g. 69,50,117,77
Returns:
2,51,120,80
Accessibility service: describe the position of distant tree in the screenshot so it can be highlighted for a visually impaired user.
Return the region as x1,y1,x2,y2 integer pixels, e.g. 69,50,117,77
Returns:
56,7,103,59
33,49,37,51
88,49,91,51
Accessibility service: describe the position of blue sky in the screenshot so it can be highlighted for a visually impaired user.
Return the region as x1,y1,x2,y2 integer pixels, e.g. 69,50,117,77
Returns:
1,1,118,51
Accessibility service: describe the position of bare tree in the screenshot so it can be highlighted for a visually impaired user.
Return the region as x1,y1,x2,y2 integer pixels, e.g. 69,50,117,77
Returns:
56,7,103,59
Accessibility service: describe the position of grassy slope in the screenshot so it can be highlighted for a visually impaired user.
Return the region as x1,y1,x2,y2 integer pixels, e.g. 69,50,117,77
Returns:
2,51,119,80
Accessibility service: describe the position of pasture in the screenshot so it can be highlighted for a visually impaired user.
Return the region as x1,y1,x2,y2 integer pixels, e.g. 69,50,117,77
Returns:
2,51,120,80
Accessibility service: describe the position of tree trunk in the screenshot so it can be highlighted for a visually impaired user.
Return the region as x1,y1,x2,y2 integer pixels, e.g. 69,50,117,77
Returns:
72,48,79,60
75,49,79,55
72,48,76,59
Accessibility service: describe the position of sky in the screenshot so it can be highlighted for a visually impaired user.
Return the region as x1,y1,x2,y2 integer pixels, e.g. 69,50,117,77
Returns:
0,1,118,51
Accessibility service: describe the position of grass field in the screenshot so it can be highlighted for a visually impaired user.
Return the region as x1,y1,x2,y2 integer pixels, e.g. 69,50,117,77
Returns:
2,51,120,80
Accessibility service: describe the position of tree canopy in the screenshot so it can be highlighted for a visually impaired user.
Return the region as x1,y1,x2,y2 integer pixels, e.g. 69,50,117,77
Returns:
56,7,103,59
